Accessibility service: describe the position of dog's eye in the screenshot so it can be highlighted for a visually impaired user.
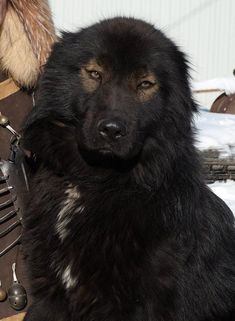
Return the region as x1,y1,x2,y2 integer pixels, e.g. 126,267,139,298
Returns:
88,70,102,81
137,81,155,90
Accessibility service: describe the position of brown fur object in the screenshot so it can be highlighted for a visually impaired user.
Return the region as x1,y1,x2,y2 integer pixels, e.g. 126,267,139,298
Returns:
0,0,7,25
10,0,57,68
0,0,57,88
1,312,25,321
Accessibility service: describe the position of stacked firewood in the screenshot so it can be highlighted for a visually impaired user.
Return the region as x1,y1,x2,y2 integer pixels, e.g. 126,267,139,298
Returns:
201,149,235,183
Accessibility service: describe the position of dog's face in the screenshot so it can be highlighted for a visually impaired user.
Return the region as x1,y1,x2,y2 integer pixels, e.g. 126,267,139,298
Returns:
25,17,195,169
77,56,159,161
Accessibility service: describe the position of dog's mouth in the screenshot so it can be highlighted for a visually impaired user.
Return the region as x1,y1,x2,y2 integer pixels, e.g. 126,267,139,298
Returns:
78,144,141,171
75,124,144,170
97,148,114,156
80,146,122,164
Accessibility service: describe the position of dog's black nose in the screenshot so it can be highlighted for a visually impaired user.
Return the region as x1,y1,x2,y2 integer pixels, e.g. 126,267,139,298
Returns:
98,119,127,141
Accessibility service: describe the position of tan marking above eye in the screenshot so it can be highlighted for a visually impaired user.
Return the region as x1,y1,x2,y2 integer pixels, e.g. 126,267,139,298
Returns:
84,59,104,74
80,68,100,93
80,59,107,93
135,71,159,102
137,85,159,102
136,73,159,102
137,73,157,88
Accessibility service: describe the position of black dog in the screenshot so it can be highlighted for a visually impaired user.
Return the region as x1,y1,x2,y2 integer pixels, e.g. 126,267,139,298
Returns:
22,17,235,321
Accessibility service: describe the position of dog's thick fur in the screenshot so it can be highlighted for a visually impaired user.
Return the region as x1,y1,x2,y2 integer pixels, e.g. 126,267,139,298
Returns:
22,17,235,321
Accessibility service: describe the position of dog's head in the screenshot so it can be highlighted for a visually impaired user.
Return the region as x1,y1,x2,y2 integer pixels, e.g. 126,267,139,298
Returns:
23,17,196,172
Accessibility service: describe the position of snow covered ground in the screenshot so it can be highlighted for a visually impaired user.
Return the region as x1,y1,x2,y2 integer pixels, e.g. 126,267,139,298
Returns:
194,109,235,216
209,180,235,215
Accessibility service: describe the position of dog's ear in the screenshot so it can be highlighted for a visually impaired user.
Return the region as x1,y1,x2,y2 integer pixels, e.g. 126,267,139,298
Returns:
153,30,197,114
22,108,78,172
22,30,84,129
169,46,198,113
21,107,59,161
20,32,81,169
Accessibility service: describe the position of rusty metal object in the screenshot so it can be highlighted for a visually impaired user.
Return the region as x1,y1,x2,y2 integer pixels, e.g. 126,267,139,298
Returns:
0,148,30,316
0,280,7,302
7,263,27,311
210,93,235,114
0,0,7,25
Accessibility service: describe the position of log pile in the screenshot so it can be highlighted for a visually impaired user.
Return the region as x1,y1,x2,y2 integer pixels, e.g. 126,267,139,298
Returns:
201,149,235,183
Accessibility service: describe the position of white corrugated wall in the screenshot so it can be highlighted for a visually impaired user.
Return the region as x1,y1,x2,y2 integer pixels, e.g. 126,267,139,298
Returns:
49,0,235,107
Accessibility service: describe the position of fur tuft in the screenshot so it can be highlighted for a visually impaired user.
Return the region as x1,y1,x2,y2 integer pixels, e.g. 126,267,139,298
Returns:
0,0,56,88
0,5,39,87
10,0,57,68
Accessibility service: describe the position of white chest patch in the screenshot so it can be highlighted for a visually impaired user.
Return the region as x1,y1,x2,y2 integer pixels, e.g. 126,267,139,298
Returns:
55,185,84,241
61,264,78,289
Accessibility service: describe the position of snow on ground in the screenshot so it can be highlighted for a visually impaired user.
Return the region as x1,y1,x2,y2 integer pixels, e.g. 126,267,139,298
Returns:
194,109,235,216
209,181,235,215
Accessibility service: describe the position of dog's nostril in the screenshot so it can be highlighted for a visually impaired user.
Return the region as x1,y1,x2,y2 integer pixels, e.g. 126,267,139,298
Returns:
98,120,127,140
